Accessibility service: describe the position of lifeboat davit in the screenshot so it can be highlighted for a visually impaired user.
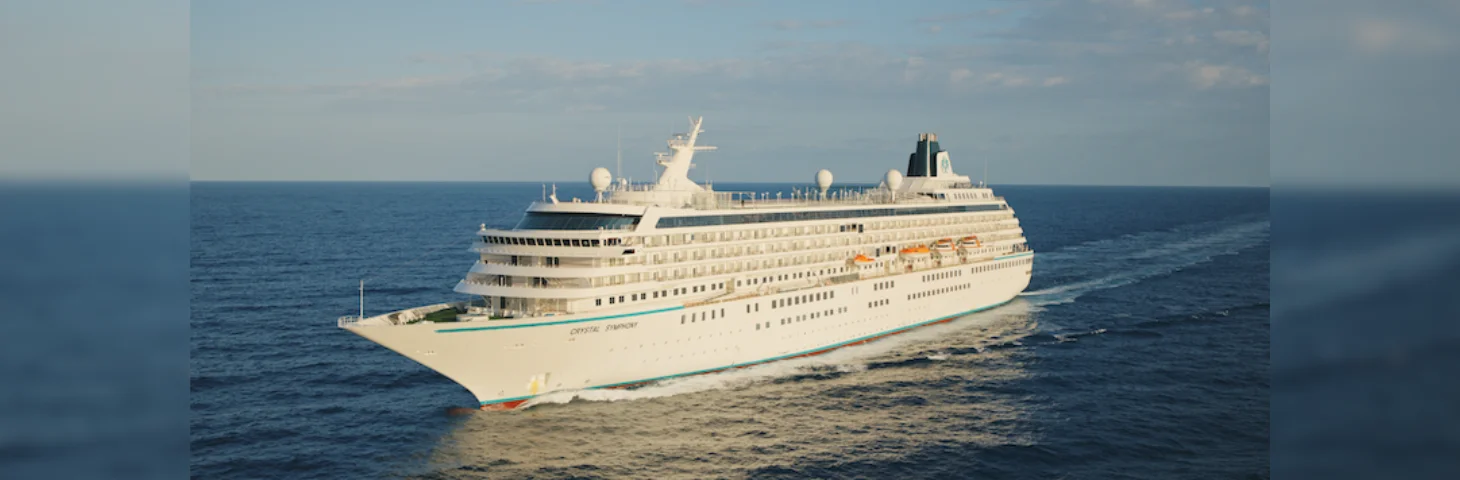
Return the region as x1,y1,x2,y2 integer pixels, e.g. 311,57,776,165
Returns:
960,235,983,249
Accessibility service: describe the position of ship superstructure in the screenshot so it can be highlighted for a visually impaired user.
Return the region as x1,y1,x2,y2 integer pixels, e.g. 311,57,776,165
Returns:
340,117,1034,409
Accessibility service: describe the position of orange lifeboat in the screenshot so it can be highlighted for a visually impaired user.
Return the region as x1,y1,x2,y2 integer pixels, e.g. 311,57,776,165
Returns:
933,238,955,253
899,245,931,257
853,254,875,263
960,235,982,249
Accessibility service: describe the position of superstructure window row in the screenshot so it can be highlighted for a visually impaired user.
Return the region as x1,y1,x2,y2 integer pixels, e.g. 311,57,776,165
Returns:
910,283,970,300
593,281,726,306
770,290,835,309
781,307,845,325
923,270,963,282
970,257,1033,274
514,212,641,231
655,204,1007,228
481,236,624,247
681,307,727,324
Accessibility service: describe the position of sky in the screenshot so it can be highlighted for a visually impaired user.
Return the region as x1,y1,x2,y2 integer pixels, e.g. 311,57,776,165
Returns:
5,1,1458,187
180,0,1274,186
0,0,187,180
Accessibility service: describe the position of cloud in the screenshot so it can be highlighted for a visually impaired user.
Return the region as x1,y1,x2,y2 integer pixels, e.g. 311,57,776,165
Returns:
766,19,847,31
1182,62,1267,89
198,0,1269,115
564,103,607,113
949,67,973,83
1213,30,1269,52
1351,17,1456,55
914,9,1007,24
1162,7,1215,21
194,0,1271,186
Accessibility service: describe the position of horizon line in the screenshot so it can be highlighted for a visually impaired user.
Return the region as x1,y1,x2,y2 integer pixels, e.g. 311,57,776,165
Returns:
187,179,1271,188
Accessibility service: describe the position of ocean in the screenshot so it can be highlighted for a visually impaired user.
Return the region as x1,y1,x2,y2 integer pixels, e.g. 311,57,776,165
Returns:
186,182,1270,478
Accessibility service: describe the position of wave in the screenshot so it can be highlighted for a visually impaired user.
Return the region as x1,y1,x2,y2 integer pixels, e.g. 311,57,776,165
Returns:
1021,217,1269,307
1272,226,1460,316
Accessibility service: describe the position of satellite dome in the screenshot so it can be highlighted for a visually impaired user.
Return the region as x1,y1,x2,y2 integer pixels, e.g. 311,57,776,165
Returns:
885,169,903,191
590,167,612,192
815,169,833,197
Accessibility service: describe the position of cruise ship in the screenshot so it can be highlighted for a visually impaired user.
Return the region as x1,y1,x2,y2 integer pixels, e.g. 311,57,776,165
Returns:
339,117,1034,410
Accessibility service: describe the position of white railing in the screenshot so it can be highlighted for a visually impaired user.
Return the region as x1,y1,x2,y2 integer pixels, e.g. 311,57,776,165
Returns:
338,315,362,327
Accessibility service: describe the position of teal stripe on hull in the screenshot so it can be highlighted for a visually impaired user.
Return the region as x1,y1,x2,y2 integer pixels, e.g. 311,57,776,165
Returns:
436,306,685,333
478,296,1017,407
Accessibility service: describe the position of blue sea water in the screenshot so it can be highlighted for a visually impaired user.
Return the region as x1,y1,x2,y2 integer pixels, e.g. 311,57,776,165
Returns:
188,183,1270,478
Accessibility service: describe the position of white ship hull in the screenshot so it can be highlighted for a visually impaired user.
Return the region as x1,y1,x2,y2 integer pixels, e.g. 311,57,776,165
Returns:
344,252,1032,409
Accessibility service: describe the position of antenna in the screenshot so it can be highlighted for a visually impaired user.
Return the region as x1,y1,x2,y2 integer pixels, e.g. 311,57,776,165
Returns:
983,155,989,187
616,124,622,181
358,279,364,320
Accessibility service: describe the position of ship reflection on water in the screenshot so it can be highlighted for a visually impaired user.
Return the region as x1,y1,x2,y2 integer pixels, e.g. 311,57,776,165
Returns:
413,301,1041,478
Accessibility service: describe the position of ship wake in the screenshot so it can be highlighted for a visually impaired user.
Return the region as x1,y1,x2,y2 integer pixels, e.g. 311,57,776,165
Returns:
1021,217,1269,307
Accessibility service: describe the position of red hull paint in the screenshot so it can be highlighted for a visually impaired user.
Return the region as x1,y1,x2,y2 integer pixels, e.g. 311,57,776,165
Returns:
480,399,530,411
479,314,961,410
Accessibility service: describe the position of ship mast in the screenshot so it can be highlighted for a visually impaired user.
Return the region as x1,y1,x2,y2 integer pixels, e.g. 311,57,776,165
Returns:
653,116,716,191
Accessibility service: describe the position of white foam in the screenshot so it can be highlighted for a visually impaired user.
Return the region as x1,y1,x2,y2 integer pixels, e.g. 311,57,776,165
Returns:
1021,218,1269,307
1273,226,1460,316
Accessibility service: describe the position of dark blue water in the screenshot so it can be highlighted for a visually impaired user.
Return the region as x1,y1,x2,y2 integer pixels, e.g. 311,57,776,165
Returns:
189,183,1270,478
0,184,190,479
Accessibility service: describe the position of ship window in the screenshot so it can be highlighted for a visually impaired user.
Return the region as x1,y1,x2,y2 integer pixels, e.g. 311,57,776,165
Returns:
516,212,642,231
618,296,625,303
596,299,602,306
609,297,616,304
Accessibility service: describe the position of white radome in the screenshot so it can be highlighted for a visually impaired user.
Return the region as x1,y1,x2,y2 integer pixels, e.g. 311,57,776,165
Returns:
590,167,612,192
885,169,903,191
815,169,833,196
